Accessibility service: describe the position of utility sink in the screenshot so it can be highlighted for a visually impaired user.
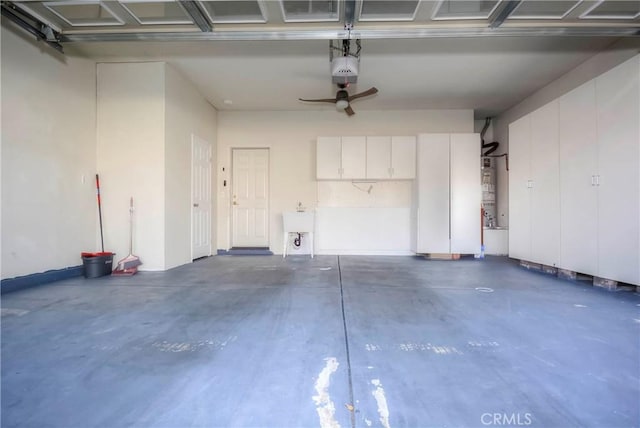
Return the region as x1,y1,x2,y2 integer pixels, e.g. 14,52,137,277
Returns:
283,211,315,233
282,211,315,258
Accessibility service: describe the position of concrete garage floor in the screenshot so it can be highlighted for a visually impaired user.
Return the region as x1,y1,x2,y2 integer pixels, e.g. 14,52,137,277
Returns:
1,256,639,428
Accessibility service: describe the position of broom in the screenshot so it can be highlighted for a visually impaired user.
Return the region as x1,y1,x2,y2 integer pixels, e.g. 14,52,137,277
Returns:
113,197,142,275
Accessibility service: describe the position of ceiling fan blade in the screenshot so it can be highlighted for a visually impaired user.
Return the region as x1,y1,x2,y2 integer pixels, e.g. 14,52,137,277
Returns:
348,87,378,102
298,98,336,103
345,105,355,116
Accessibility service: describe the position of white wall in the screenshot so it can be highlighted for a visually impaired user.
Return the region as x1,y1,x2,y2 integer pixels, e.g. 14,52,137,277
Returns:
164,64,217,269
494,39,640,227
217,109,473,253
97,62,166,270
1,24,97,279
97,62,217,271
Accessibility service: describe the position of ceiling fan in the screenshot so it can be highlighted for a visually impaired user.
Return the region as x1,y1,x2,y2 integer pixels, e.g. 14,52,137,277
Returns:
299,84,378,116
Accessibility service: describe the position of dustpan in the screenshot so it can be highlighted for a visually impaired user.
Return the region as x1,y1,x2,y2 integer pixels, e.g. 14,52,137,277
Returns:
112,266,138,276
113,197,142,274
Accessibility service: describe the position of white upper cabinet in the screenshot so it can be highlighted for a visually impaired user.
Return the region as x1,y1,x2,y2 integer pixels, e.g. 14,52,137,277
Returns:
365,136,416,179
340,136,367,179
391,136,416,179
366,136,392,179
317,135,416,180
316,136,342,179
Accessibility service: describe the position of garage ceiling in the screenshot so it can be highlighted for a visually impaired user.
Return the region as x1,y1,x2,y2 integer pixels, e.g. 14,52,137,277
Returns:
4,0,640,117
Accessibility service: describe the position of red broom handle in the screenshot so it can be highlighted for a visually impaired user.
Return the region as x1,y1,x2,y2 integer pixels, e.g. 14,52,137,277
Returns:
96,174,104,253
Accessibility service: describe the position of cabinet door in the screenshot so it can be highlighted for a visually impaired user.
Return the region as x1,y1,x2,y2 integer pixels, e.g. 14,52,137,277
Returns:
341,136,366,179
316,137,342,179
450,134,481,254
366,136,392,179
508,115,532,261
559,80,599,276
391,136,416,179
416,134,450,253
596,56,640,285
529,100,560,266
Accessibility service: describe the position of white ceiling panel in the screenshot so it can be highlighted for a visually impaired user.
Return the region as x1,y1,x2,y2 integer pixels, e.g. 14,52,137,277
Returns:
510,0,583,19
44,1,124,26
121,1,193,25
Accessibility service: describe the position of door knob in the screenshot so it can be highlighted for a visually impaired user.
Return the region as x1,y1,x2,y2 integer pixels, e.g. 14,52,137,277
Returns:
193,203,199,207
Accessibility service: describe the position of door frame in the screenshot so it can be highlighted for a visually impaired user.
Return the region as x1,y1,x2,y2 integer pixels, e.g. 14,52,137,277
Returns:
230,147,271,248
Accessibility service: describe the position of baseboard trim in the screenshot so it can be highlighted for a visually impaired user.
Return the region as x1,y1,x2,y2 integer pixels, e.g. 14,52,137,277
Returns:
1,265,83,295
315,250,415,256
217,248,274,256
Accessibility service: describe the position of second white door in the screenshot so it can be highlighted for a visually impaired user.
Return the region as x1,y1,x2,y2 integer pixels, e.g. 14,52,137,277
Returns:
192,135,212,259
232,149,269,248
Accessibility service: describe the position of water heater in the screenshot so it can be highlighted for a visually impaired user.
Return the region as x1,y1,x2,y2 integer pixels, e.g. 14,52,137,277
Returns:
481,157,497,227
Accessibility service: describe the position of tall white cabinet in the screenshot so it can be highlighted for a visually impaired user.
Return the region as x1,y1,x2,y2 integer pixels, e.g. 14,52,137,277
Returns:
507,115,531,261
508,100,561,267
413,133,481,254
510,54,640,285
595,56,640,285
558,80,599,277
558,56,640,285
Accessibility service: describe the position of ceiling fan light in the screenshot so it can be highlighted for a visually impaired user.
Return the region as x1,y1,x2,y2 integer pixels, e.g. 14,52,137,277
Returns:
336,99,349,110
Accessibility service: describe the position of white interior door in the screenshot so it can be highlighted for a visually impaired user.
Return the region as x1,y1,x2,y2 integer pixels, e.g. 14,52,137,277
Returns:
192,135,212,260
232,148,269,248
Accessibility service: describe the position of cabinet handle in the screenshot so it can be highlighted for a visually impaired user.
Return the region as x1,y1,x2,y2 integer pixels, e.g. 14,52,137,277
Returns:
527,180,533,189
591,175,596,186
596,175,600,186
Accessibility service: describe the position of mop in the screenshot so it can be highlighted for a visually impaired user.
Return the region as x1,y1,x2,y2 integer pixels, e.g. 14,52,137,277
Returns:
112,197,142,276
